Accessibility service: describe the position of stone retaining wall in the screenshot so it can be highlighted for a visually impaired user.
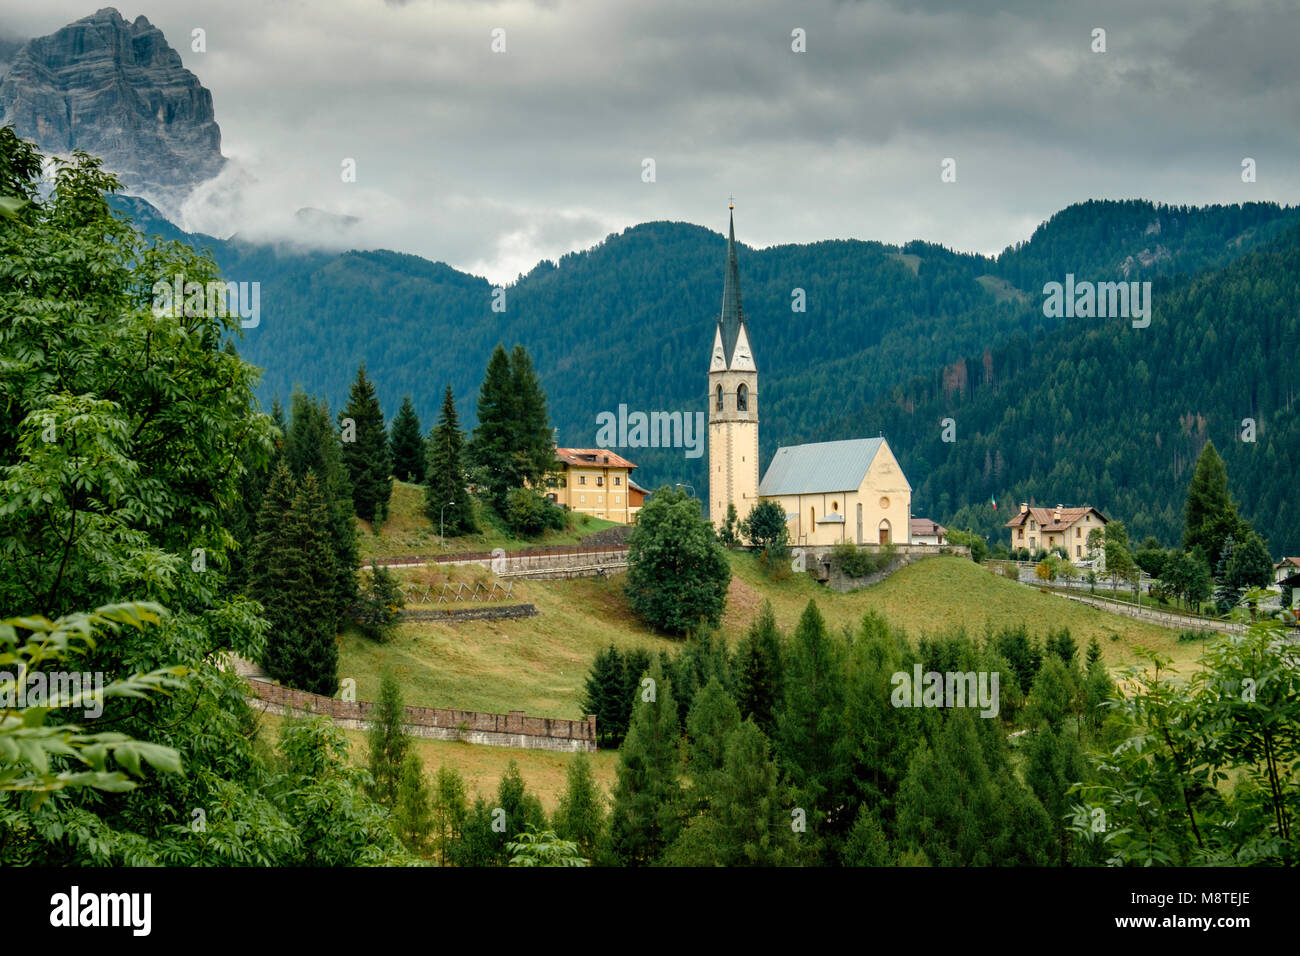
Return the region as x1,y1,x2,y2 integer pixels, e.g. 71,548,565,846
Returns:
245,679,596,752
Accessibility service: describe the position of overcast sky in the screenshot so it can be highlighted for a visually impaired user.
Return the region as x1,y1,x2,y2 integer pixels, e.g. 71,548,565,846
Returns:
3,0,1298,283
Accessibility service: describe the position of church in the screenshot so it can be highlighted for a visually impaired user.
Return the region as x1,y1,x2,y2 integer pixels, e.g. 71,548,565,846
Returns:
708,205,913,548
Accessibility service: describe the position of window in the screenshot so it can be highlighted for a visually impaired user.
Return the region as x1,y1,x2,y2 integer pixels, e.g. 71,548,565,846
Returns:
1018,529,1024,540
597,476,604,487
614,476,621,486
1076,545,1082,557
832,501,839,513
716,385,723,411
737,383,748,412
879,497,890,509
598,495,603,503
579,476,586,485
1076,527,1081,538
579,494,586,503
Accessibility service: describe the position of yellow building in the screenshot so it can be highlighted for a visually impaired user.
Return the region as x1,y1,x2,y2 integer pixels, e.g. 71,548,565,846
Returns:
1004,503,1108,560
546,448,640,523
708,205,913,545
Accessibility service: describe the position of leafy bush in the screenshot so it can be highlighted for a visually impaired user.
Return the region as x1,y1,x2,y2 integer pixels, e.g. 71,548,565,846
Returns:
830,541,897,578
504,487,568,538
354,561,405,642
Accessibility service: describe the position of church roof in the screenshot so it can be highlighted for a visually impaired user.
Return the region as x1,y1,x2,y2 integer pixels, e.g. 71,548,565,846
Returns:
717,208,754,370
759,437,886,496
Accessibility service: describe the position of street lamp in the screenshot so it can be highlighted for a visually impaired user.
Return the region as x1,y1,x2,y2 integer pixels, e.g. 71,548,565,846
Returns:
440,500,454,548
675,483,696,498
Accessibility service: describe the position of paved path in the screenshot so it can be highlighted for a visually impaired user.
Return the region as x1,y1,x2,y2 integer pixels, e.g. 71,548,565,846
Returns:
1050,591,1245,635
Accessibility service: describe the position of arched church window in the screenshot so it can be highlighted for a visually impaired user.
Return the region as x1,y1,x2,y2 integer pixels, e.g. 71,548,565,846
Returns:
716,385,723,411
737,383,748,412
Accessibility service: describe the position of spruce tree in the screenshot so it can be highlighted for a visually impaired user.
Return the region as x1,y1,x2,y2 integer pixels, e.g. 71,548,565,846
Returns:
732,601,784,738
580,645,629,747
425,384,477,537
284,390,358,624
776,600,848,842
1183,441,1243,569
683,677,742,799
392,751,433,854
605,659,683,866
366,673,409,806
252,467,341,695
339,364,393,525
509,344,557,489
468,345,520,508
432,765,469,867
553,752,605,861
389,395,425,483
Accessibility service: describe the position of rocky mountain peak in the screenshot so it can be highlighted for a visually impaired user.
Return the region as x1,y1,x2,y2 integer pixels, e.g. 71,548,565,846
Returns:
0,6,226,216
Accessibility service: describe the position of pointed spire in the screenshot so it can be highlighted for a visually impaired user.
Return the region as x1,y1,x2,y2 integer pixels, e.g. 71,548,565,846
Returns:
718,204,751,370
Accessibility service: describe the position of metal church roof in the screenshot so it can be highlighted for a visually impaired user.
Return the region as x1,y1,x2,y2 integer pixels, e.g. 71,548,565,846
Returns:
758,437,886,496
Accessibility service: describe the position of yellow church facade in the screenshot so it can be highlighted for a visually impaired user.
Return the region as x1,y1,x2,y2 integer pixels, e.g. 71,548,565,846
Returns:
707,206,912,547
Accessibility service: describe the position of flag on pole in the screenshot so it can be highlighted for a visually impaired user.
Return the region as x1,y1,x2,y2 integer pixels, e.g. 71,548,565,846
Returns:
990,495,997,511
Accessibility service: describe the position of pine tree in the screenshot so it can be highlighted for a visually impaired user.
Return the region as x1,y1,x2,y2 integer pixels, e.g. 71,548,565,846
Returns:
339,364,393,525
553,752,605,861
776,600,847,843
283,390,358,624
496,760,546,855
683,677,741,800
366,673,409,807
1183,441,1243,569
392,751,433,854
508,344,556,490
252,467,341,695
425,384,477,537
843,803,893,866
732,601,784,738
389,395,425,482
468,345,520,508
605,659,683,866
432,765,469,867
580,645,629,747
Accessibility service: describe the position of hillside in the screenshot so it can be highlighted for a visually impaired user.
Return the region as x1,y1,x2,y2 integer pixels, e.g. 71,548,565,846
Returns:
863,225,1300,553
340,555,1187,722
111,195,1300,510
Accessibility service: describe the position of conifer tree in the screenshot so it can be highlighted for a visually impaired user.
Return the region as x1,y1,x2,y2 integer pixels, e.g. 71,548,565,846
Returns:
252,467,341,695
425,384,477,536
581,645,630,747
732,601,784,738
283,390,358,622
606,659,683,866
432,765,469,867
683,677,742,799
776,600,848,841
843,804,892,866
509,344,558,490
1183,441,1243,569
366,673,409,806
468,345,520,508
553,752,605,861
389,395,425,483
339,364,393,525
392,751,433,854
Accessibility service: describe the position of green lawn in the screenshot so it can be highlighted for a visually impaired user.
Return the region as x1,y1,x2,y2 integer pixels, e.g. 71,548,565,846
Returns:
339,554,1192,723
356,480,619,560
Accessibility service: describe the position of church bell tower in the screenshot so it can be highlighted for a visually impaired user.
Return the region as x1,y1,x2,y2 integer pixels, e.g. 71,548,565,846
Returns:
708,204,760,529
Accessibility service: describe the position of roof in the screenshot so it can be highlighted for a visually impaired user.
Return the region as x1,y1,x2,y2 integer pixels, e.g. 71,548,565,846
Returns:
717,208,752,370
1005,506,1107,532
758,437,885,496
911,518,947,536
628,478,649,494
1276,557,1300,569
555,448,637,470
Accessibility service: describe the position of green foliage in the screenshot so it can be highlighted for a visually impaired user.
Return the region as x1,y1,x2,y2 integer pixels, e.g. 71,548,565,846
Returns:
731,601,784,739
388,395,425,483
553,752,605,861
468,345,555,509
339,364,393,525
250,467,341,695
354,561,405,642
606,659,682,865
503,486,567,538
831,541,896,578
365,673,409,807
944,528,988,563
424,385,477,536
624,486,730,636
740,500,791,562
1183,441,1243,570
431,765,469,867
392,751,433,854
1226,531,1273,591
719,503,741,549
506,826,588,867
0,603,185,799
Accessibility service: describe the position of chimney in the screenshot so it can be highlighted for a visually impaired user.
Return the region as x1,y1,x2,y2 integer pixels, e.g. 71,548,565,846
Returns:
1019,502,1028,515
1054,504,1063,521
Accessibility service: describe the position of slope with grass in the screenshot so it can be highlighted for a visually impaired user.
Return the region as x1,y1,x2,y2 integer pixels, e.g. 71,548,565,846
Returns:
339,554,1188,724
